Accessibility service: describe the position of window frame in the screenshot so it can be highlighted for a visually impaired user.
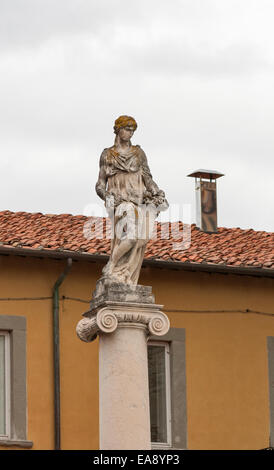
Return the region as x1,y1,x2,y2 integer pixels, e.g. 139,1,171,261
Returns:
267,336,274,448
148,328,187,450
0,331,11,439
0,316,32,448
147,340,172,448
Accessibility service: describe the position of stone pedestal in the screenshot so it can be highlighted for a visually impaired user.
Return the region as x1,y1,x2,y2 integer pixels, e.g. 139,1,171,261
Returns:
76,279,170,450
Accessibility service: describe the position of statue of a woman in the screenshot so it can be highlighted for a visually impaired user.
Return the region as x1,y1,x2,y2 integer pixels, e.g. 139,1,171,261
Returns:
95,115,168,285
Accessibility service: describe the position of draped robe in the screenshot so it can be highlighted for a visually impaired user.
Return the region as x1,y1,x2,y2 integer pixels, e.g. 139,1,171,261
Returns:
96,144,167,285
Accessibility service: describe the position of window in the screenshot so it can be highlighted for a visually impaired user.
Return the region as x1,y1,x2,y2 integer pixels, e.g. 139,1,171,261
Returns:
0,331,10,438
148,328,187,449
148,342,171,446
0,316,32,448
267,337,274,448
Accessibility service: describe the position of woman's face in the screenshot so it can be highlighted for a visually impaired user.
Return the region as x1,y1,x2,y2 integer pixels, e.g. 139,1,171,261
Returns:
118,126,135,142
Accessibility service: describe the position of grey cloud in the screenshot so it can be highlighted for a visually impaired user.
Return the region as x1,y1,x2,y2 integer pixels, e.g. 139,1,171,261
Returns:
0,0,146,49
105,40,269,78
0,0,273,232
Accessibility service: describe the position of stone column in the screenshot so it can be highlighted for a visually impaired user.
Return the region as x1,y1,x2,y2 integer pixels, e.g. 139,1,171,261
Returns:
76,281,170,450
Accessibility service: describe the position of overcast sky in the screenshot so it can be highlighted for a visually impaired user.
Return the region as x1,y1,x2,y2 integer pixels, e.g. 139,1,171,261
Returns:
0,0,273,231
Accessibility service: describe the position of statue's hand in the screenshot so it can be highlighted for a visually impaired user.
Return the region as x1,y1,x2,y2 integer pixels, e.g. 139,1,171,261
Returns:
105,192,124,209
105,192,115,210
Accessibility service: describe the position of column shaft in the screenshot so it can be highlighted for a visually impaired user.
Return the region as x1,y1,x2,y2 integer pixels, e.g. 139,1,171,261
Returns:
99,323,151,450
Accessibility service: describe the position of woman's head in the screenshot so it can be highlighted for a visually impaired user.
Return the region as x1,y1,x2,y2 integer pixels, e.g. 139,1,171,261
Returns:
114,115,137,135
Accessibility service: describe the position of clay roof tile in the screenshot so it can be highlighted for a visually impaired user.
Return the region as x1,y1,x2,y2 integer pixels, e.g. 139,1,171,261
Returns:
0,211,273,272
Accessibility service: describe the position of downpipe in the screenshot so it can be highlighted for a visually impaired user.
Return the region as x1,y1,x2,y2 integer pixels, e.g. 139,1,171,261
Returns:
52,258,72,450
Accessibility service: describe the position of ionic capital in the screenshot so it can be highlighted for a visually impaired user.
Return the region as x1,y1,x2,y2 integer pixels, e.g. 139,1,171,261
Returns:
76,301,170,343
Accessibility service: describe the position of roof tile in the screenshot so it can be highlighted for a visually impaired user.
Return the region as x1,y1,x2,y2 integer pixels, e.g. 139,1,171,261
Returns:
0,211,273,271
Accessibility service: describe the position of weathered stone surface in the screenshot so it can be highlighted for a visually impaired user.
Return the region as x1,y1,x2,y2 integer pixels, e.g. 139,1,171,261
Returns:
90,277,155,310
75,280,170,450
76,116,170,451
95,115,168,285
76,280,169,343
99,322,151,449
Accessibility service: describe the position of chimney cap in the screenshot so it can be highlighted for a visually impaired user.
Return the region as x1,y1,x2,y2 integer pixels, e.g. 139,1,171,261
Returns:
187,169,224,180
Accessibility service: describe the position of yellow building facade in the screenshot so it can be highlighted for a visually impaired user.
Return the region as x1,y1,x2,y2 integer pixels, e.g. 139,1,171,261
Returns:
0,251,273,450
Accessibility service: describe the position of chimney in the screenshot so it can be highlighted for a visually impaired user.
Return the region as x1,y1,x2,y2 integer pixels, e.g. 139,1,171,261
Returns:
187,169,224,233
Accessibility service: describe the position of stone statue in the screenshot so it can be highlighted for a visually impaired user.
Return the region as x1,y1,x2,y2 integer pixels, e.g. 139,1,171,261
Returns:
77,116,171,450
95,115,168,285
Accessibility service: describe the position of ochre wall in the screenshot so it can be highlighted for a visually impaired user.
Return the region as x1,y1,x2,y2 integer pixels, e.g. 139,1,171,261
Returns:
0,254,273,450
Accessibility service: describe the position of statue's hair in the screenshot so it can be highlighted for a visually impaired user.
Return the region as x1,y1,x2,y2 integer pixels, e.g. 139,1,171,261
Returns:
114,115,137,134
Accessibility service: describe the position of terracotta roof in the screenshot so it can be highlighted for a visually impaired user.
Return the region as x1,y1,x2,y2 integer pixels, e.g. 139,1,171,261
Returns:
0,210,273,273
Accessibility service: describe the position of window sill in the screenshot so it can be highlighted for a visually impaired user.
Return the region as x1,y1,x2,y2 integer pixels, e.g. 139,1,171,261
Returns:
151,443,172,450
0,438,33,448
151,443,187,450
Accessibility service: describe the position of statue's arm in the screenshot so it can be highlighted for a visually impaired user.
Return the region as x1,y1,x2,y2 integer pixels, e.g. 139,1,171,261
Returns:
140,148,161,195
140,148,168,209
95,150,107,201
